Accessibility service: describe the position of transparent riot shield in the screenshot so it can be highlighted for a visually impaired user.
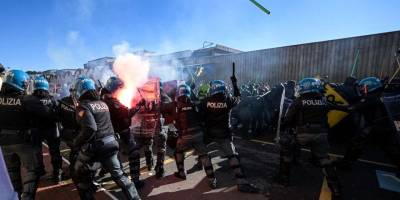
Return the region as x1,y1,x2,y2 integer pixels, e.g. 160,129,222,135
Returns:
382,90,400,144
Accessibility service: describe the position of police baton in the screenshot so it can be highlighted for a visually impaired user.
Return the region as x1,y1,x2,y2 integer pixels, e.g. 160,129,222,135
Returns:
386,49,400,86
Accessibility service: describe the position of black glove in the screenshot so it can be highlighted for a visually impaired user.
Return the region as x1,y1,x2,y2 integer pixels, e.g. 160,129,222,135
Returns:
138,98,146,106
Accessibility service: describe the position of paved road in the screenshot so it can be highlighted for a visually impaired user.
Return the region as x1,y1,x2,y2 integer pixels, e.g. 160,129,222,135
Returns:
36,137,399,200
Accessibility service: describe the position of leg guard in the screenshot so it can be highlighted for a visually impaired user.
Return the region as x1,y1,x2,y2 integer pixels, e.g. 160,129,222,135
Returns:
102,153,141,200
155,131,167,167
5,154,22,195
275,158,291,186
343,127,370,163
48,137,62,172
130,149,141,182
227,155,246,183
144,150,154,171
20,145,41,200
174,151,186,179
199,154,217,188
73,153,96,200
322,165,342,199
199,154,215,179
114,175,141,200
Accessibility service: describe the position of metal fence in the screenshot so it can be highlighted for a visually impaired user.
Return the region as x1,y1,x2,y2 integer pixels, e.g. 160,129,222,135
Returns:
180,31,400,84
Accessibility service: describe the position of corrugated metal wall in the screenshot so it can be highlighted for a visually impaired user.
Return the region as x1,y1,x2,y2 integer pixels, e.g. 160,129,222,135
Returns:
181,31,400,84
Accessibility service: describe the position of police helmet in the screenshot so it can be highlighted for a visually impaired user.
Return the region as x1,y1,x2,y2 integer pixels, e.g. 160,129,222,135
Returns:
75,77,96,99
297,78,323,95
358,77,382,94
177,84,191,98
33,76,49,91
209,80,226,95
4,70,30,92
105,76,124,94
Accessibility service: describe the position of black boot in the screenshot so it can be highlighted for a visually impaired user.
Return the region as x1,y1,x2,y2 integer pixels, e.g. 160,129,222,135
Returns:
274,160,291,187
133,180,145,189
174,171,187,180
77,188,95,200
115,177,142,200
155,165,165,179
52,170,63,184
237,183,260,193
323,166,342,200
195,156,203,170
208,178,217,189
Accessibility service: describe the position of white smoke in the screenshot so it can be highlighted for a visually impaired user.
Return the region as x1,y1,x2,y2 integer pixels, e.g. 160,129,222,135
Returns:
112,52,150,108
112,40,134,56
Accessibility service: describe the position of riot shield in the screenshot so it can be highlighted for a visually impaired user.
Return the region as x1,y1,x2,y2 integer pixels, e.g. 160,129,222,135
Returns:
382,89,400,144
0,148,18,200
131,77,161,138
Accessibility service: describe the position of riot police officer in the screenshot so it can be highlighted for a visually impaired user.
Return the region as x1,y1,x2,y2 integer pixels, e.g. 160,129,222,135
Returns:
72,77,140,200
163,84,217,188
130,81,167,187
101,77,144,182
58,86,79,177
25,76,63,183
277,78,345,199
200,77,260,193
0,70,42,199
337,77,400,170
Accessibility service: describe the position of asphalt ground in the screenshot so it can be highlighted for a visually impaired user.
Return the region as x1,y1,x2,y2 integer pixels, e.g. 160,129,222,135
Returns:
35,136,400,200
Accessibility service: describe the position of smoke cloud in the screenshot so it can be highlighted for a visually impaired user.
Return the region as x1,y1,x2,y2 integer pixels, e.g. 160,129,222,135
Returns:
113,53,150,108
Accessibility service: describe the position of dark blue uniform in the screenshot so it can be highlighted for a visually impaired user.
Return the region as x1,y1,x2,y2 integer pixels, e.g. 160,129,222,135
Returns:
0,85,45,199
58,95,79,175
279,92,344,198
25,92,62,180
72,99,140,200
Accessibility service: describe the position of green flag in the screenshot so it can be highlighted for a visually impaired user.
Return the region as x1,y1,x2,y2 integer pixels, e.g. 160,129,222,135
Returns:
249,0,271,15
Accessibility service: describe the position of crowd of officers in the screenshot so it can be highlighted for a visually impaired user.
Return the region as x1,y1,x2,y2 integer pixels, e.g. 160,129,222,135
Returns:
0,67,399,200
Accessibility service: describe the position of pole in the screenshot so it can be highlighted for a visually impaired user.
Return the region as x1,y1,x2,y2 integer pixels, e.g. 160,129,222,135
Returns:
350,49,360,77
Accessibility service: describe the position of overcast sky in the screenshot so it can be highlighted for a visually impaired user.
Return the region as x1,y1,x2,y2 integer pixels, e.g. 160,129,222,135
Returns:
0,0,399,71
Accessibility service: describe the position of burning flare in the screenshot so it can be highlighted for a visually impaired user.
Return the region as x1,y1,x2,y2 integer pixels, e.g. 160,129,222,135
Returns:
113,53,150,108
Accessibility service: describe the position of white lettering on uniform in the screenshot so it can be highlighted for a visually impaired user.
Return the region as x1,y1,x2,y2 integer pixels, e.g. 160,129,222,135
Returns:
182,106,192,111
207,102,228,109
89,103,108,111
0,97,21,106
302,99,324,106
40,99,52,106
